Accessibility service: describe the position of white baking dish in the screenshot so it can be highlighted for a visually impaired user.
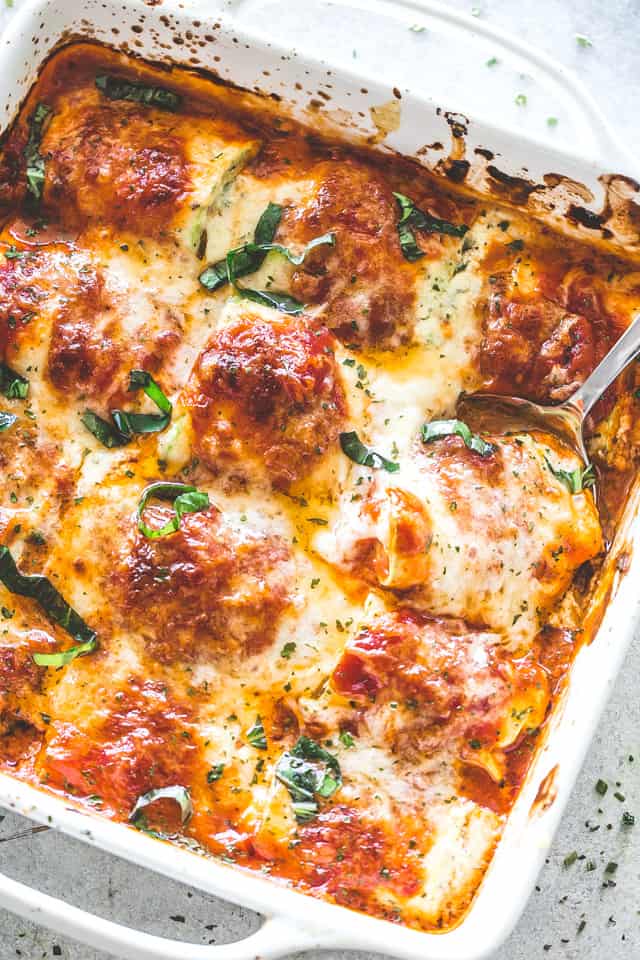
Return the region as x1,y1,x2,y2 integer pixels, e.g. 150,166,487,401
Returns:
1,1,639,958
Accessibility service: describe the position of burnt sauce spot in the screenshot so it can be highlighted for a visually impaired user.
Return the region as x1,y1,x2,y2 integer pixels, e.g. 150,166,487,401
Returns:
444,158,470,183
567,203,606,231
530,764,559,816
444,111,469,140
486,164,538,204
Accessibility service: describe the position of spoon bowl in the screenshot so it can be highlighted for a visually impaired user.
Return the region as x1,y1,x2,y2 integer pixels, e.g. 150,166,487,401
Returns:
458,311,640,478
456,393,587,461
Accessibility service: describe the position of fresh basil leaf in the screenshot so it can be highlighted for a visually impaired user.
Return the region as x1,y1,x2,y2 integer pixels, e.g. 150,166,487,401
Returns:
393,192,468,261
396,219,423,261
127,369,172,415
244,231,335,266
207,764,225,783
23,103,52,202
199,204,331,316
110,408,168,436
545,457,596,494
95,75,182,112
199,203,283,293
237,287,304,315
81,370,172,447
3,245,32,261
291,800,319,822
421,419,496,458
0,546,98,666
0,411,17,432
247,716,267,750
201,261,238,294
275,735,342,822
0,362,29,399
339,729,355,748
254,202,283,246
129,785,193,827
339,430,400,472
33,637,98,667
137,481,210,539
80,411,129,448
221,232,334,314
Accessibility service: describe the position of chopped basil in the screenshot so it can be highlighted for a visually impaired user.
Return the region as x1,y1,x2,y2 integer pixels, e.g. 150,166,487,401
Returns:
290,800,319,821
622,811,635,826
207,764,225,783
339,730,355,748
199,201,333,316
340,430,399,472
421,418,496,457
95,75,182,111
137,481,209,539
252,201,283,245
129,785,193,827
563,850,578,867
0,362,29,400
0,546,98,665
33,637,98,667
275,735,342,822
242,232,335,266
3,245,32,261
0,411,17,432
81,370,172,447
23,103,52,202
199,203,283,293
595,778,608,796
224,236,333,316
280,641,296,660
246,716,267,750
234,287,304,315
393,192,468,261
79,411,129,448
545,458,595,494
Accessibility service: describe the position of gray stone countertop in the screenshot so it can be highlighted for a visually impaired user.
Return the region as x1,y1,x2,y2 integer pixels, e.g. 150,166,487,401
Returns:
0,0,638,958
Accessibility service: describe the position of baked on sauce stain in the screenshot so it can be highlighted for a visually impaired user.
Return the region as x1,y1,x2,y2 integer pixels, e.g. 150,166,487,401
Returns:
530,763,559,816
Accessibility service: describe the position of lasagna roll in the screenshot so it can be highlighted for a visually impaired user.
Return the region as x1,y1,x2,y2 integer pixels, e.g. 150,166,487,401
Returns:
0,238,186,409
38,677,200,821
182,310,347,490
283,159,419,347
332,609,549,782
112,498,294,665
322,429,602,644
32,83,258,250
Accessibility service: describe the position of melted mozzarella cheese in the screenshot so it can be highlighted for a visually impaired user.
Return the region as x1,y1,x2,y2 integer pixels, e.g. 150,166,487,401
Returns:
321,431,602,647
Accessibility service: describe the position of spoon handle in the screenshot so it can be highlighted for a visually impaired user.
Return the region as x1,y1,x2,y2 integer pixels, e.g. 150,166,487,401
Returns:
571,312,640,418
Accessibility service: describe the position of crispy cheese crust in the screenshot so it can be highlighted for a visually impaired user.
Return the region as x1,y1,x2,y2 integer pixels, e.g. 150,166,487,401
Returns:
1,43,639,934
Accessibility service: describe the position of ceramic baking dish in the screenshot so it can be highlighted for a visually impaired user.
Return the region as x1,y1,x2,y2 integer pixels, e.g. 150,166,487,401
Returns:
1,1,639,958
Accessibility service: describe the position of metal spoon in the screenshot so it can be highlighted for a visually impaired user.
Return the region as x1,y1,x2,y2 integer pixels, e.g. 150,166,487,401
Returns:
457,312,640,464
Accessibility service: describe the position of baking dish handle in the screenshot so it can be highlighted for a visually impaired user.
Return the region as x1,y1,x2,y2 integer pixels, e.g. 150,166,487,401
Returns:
223,0,635,173
0,868,318,960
